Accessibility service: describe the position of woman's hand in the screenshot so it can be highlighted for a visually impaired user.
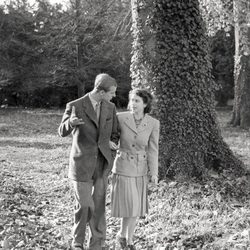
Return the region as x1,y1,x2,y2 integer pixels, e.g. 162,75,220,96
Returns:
151,175,158,185
109,141,118,150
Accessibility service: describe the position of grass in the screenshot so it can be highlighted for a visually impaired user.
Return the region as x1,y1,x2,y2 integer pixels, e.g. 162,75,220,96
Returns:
0,107,249,250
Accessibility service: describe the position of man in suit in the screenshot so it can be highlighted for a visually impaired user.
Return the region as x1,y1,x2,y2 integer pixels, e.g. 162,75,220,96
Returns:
58,73,119,250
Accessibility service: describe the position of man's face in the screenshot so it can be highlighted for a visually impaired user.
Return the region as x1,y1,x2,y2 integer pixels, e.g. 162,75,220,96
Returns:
101,86,117,102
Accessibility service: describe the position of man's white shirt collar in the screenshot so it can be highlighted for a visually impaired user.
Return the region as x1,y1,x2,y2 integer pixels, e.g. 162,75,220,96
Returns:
89,93,100,109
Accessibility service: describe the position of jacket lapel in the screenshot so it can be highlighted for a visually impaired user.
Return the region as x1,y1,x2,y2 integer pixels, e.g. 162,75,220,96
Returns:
82,94,98,127
137,115,148,133
124,113,137,133
124,113,149,133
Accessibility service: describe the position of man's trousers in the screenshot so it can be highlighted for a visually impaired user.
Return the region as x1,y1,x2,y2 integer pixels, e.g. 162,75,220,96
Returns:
71,153,108,250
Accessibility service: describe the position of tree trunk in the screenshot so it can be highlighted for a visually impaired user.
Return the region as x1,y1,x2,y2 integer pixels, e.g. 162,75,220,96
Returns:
75,0,85,97
130,0,245,178
231,0,250,128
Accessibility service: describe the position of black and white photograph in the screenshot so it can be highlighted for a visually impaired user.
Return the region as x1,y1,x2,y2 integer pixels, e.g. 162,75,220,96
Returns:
0,0,250,249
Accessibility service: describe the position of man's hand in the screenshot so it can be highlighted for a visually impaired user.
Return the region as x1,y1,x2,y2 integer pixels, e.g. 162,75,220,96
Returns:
69,106,84,127
109,141,118,150
151,175,158,185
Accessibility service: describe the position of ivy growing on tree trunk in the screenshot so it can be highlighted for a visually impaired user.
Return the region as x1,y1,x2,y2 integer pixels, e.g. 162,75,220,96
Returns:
130,0,245,178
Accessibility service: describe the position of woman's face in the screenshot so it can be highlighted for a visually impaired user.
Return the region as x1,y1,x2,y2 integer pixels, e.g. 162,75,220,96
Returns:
130,93,146,113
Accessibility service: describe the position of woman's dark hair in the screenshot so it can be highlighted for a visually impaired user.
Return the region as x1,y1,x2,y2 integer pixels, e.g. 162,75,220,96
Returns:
128,88,154,114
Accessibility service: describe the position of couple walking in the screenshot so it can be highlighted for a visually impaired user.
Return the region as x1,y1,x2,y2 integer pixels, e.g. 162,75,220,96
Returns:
58,73,160,250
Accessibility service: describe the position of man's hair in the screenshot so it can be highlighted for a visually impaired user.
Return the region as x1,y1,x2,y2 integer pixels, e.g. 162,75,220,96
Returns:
128,88,154,114
94,73,117,92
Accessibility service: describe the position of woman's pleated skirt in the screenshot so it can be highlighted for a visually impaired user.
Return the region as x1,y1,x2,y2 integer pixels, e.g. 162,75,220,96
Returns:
111,174,148,217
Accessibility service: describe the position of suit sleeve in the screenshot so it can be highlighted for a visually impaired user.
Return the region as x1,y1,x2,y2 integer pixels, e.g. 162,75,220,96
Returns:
147,119,160,176
58,103,74,137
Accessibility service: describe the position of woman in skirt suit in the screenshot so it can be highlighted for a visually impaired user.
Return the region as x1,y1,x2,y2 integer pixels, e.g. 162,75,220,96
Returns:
111,88,160,250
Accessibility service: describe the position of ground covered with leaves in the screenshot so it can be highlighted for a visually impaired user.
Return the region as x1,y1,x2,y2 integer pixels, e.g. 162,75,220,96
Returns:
0,108,249,250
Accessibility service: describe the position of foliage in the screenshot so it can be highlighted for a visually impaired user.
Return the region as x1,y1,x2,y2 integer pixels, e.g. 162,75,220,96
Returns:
130,0,245,178
199,0,233,36
210,28,235,106
0,1,75,106
199,0,250,35
0,0,132,108
0,0,240,108
0,2,41,91
199,0,250,113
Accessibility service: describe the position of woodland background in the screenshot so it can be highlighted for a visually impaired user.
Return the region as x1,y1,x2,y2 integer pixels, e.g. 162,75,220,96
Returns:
0,0,235,108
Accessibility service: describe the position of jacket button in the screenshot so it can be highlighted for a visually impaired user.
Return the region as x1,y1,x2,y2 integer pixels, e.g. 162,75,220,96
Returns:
131,156,133,159
132,144,135,147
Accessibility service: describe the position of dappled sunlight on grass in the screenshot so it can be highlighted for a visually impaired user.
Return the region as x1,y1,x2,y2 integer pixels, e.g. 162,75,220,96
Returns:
215,109,250,170
0,108,249,249
140,179,250,249
0,108,64,137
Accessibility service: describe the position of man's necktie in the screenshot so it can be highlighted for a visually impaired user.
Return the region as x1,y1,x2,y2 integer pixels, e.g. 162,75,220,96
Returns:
94,102,100,122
